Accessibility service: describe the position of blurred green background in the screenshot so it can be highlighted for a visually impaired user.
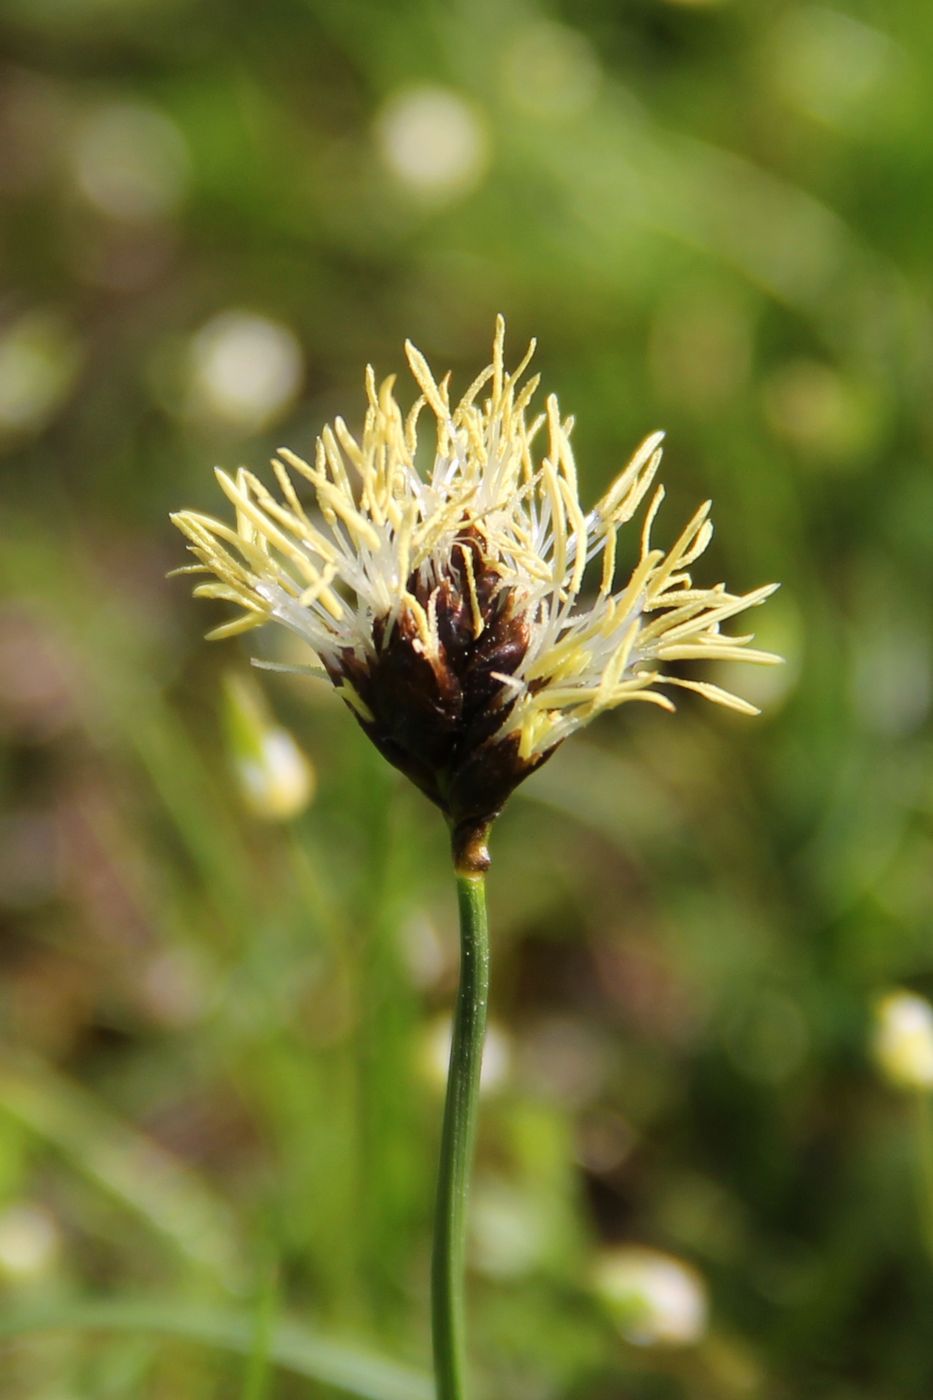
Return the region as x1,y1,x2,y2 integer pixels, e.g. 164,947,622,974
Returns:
2,1,933,1396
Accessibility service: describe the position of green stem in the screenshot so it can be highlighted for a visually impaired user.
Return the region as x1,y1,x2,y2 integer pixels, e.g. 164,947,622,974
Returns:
431,870,490,1400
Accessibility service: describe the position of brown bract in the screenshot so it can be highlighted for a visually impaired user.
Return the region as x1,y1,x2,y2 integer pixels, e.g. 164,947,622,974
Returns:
326,527,552,871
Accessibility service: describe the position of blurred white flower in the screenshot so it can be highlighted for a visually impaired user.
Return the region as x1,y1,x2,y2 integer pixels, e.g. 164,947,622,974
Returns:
872,990,933,1091
593,1245,708,1347
0,311,81,439
399,912,446,989
72,100,190,222
471,1178,550,1278
223,672,315,821
0,1203,60,1281
375,86,488,200
236,729,313,819
422,1014,511,1096
189,311,304,430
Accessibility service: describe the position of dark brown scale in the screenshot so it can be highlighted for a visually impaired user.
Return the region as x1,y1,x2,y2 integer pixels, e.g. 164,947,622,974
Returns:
325,525,558,866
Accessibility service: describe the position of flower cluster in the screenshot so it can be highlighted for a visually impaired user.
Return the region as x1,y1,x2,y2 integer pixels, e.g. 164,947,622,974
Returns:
172,319,778,863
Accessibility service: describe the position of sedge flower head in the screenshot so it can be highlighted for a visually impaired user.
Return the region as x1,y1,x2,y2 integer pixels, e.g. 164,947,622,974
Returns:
172,318,779,868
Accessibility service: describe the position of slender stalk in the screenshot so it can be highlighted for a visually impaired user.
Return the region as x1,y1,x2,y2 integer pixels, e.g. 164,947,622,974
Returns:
431,870,490,1400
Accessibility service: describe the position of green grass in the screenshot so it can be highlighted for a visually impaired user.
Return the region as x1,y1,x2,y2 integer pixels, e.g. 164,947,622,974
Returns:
2,2,933,1396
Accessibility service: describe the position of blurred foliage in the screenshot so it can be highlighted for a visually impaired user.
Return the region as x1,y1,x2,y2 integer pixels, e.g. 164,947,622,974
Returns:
2,0,933,1396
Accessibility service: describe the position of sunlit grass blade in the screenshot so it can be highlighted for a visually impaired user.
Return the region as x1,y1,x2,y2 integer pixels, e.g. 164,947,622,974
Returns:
0,1054,240,1284
0,1300,432,1400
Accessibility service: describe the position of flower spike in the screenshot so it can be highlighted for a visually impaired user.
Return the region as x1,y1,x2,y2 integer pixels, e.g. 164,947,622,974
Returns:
173,318,779,857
